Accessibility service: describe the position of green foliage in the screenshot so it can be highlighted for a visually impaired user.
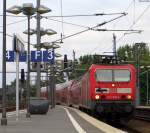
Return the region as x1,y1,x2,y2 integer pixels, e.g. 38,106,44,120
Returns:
117,43,150,66
79,54,101,66
117,43,150,105
69,54,101,79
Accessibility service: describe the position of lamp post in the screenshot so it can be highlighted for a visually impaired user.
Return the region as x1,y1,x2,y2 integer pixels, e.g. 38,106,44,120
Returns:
1,0,7,126
36,0,41,98
51,53,62,108
39,43,61,108
26,14,31,118
7,3,51,118
24,28,57,98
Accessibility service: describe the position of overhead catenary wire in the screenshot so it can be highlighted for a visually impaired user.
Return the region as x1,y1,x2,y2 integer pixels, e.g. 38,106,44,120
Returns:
0,16,35,28
99,1,150,55
6,34,13,38
117,3,150,43
44,17,91,29
126,0,135,11
113,0,135,28
95,29,142,32
44,17,140,56
0,32,30,48
50,13,127,43
44,12,126,18
88,29,142,54
0,31,13,37
0,12,126,18
92,0,136,54
0,18,27,28
0,12,127,31
0,14,26,17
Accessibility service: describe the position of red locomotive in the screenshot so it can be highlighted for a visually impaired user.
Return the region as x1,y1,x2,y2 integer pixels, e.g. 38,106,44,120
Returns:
44,64,136,123
78,64,136,123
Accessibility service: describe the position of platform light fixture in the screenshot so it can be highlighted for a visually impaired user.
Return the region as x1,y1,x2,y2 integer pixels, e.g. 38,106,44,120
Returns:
55,53,62,58
7,4,51,15
23,27,57,36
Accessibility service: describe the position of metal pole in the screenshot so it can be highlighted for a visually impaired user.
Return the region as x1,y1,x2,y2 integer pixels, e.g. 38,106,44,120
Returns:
50,74,53,108
136,44,140,106
47,63,51,103
50,48,55,109
36,0,41,98
16,52,19,121
46,64,49,100
147,71,149,105
53,71,56,108
26,15,31,118
51,65,54,108
1,0,7,125
48,74,50,103
73,50,76,78
113,33,117,63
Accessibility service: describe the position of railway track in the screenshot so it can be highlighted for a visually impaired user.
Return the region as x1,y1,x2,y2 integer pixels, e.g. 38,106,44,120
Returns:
119,107,150,133
0,104,25,112
135,107,150,122
84,107,150,133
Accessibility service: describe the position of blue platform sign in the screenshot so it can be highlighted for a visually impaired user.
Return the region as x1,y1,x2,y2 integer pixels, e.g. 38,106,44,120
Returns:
6,50,54,63
31,51,42,62
6,51,14,62
19,52,27,62
43,50,55,63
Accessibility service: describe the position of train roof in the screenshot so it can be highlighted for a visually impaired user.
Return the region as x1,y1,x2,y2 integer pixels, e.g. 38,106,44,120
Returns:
56,80,73,90
89,64,135,71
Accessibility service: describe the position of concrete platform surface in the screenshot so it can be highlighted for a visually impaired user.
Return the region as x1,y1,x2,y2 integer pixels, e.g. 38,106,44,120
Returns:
0,106,126,133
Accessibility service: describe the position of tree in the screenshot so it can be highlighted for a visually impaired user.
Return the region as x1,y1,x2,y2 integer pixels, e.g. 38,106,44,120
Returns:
117,43,150,105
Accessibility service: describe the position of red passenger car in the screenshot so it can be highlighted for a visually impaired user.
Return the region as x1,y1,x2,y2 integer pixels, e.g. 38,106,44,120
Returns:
56,81,73,105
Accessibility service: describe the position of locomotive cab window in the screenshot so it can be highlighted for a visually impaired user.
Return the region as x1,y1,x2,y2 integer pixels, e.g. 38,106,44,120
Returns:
95,69,131,82
114,70,130,82
95,70,112,82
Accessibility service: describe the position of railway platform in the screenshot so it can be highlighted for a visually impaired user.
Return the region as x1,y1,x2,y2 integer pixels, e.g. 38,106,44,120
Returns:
0,106,126,133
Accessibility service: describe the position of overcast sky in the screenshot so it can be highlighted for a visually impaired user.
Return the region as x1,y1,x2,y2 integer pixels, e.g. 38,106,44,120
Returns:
0,0,150,86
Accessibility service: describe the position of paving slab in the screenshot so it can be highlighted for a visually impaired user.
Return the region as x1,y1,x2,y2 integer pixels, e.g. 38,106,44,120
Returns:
0,106,125,133
0,107,77,133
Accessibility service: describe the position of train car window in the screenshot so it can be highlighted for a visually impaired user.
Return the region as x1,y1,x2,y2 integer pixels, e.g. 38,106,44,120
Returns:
95,69,112,82
114,70,130,82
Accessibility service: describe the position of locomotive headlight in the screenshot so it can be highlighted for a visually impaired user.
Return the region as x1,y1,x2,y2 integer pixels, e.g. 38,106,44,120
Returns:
95,95,100,100
127,95,131,99
112,84,115,87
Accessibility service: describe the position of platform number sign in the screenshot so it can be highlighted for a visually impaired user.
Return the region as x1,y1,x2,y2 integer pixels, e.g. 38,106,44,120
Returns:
6,51,14,62
43,50,54,62
6,50,54,63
